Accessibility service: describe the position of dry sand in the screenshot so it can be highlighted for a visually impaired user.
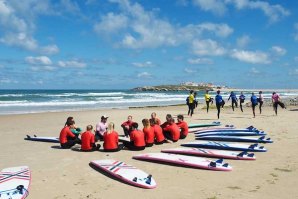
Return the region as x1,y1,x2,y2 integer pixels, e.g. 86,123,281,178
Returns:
1,104,298,199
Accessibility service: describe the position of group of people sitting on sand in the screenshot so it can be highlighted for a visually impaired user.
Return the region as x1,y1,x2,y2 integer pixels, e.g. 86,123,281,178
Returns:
59,112,189,152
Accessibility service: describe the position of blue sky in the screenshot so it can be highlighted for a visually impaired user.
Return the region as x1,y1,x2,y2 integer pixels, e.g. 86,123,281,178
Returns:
0,0,298,89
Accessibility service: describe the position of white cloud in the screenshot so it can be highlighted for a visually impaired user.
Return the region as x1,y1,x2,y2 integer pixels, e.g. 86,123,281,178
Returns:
192,39,226,56
132,61,154,67
58,60,87,68
25,56,52,65
230,0,290,23
94,12,128,34
236,35,251,48
187,58,213,65
137,72,152,78
0,1,59,53
192,0,227,16
41,44,59,55
184,68,197,73
0,78,18,84
230,49,270,64
192,0,290,23
271,46,286,56
94,1,233,49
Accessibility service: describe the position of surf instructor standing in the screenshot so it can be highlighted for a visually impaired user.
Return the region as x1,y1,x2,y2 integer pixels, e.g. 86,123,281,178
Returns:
187,90,195,117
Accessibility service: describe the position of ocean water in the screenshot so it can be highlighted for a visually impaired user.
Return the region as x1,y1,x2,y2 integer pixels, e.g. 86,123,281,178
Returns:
0,89,297,115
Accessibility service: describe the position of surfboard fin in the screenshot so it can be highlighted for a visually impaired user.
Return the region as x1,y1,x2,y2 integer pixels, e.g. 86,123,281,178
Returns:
215,159,223,164
223,163,229,167
209,161,217,167
26,135,30,139
16,185,24,194
34,135,37,137
259,146,264,149
237,151,247,157
259,136,265,140
145,174,152,185
248,153,255,157
133,177,137,182
249,143,258,149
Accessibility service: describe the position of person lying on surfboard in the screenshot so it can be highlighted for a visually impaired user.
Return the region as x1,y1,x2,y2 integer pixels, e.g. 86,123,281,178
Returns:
121,115,134,137
81,125,100,152
103,122,123,152
161,114,180,142
176,114,188,139
59,121,81,149
123,122,146,151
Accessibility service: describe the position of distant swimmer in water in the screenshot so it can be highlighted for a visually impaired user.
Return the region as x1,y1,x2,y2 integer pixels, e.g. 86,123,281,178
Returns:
228,91,238,111
239,92,245,112
215,90,225,119
250,92,258,118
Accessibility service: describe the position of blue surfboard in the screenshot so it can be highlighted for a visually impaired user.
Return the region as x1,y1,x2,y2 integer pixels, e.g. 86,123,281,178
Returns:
196,135,273,143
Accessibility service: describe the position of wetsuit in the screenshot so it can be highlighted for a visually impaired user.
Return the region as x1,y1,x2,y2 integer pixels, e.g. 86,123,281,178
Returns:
143,127,155,147
239,94,245,112
258,94,264,114
176,121,188,139
215,94,225,119
228,93,238,111
123,130,145,151
103,131,122,152
205,93,212,113
59,126,81,149
162,122,180,142
188,94,195,117
81,131,98,151
251,95,258,118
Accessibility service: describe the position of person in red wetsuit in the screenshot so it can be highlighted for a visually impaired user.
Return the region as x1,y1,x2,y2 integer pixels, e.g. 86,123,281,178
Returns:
103,122,122,152
142,119,154,147
149,112,161,126
150,118,166,145
59,121,81,149
123,122,145,151
176,114,188,139
161,114,180,142
81,125,100,152
121,115,134,137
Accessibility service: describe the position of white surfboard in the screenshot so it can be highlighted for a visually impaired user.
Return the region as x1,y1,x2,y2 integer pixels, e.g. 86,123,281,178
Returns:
24,135,59,143
133,153,232,171
196,135,273,143
90,160,156,189
0,166,31,199
181,141,267,152
189,126,235,133
161,148,256,160
195,131,266,137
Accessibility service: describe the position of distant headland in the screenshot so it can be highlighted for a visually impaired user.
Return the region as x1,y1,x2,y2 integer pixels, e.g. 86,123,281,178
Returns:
132,82,228,91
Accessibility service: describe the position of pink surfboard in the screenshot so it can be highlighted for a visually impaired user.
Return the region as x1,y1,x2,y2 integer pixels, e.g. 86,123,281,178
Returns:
133,153,232,171
161,148,256,160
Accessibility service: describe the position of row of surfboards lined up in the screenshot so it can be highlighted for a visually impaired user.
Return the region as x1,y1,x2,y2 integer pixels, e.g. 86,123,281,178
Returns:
1,123,273,197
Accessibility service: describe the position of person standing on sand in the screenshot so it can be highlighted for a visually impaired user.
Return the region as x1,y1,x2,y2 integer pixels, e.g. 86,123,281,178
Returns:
215,90,225,119
250,92,258,118
228,91,238,111
272,92,286,115
258,91,264,114
187,90,195,117
239,92,245,112
204,90,213,113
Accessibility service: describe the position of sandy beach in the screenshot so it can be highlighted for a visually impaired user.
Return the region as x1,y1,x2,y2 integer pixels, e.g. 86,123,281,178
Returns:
1,104,298,199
